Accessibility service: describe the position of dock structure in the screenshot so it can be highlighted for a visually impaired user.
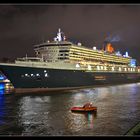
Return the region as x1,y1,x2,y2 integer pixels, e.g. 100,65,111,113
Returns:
124,122,140,135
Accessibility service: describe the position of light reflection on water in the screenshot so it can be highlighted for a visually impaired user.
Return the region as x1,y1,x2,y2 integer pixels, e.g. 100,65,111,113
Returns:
0,83,140,135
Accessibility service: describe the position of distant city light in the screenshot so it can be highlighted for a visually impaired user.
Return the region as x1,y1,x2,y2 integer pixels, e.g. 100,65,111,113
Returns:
130,59,136,67
0,89,4,95
0,83,5,90
0,76,5,80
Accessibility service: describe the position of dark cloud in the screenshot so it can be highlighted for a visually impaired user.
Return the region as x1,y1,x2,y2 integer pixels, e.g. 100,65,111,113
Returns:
0,4,140,62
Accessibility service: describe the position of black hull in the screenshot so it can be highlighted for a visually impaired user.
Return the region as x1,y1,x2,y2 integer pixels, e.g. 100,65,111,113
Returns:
0,64,140,92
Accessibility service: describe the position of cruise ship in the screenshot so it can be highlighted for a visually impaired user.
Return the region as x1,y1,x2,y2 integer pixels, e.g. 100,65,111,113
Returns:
0,29,140,93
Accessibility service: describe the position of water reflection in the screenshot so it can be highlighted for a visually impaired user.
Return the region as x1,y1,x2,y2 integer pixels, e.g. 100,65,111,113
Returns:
82,112,97,129
0,83,140,135
17,96,52,135
0,95,24,135
0,95,6,125
86,112,97,129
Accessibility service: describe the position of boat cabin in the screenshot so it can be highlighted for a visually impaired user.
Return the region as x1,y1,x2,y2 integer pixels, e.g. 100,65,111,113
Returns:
83,102,93,108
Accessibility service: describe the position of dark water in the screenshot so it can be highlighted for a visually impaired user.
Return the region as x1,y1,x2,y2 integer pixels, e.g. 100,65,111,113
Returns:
0,83,140,136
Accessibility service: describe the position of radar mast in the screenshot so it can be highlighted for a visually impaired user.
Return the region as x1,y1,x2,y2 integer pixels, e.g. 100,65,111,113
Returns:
54,28,66,41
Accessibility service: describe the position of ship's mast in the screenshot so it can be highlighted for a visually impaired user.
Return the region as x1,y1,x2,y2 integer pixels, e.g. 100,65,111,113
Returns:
57,28,62,41
54,28,65,41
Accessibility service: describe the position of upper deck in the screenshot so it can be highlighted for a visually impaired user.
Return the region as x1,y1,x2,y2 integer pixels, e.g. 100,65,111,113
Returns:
33,29,132,66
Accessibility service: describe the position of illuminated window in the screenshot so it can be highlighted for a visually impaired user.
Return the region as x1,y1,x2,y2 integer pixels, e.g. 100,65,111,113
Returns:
25,74,28,76
88,65,92,70
97,66,100,70
76,63,80,68
112,67,114,71
45,73,48,77
119,67,121,71
36,73,40,76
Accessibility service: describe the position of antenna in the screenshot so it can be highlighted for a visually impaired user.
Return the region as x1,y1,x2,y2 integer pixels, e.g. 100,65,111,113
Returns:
57,28,62,41
58,28,61,33
26,54,27,59
42,36,45,43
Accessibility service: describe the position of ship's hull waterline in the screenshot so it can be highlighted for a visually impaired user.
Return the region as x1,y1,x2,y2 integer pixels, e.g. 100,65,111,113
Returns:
0,64,140,93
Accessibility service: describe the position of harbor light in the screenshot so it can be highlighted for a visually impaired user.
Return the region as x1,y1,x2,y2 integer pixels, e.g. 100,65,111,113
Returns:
0,83,4,90
0,76,5,80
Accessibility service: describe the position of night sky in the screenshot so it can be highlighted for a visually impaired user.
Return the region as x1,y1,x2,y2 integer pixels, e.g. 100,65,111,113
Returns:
1,4,140,63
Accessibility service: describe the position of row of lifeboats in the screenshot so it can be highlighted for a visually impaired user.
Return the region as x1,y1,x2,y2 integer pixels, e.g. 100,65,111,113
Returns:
71,102,97,113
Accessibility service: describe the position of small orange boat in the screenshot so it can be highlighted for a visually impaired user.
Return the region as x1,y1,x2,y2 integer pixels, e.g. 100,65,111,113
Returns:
71,102,97,112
